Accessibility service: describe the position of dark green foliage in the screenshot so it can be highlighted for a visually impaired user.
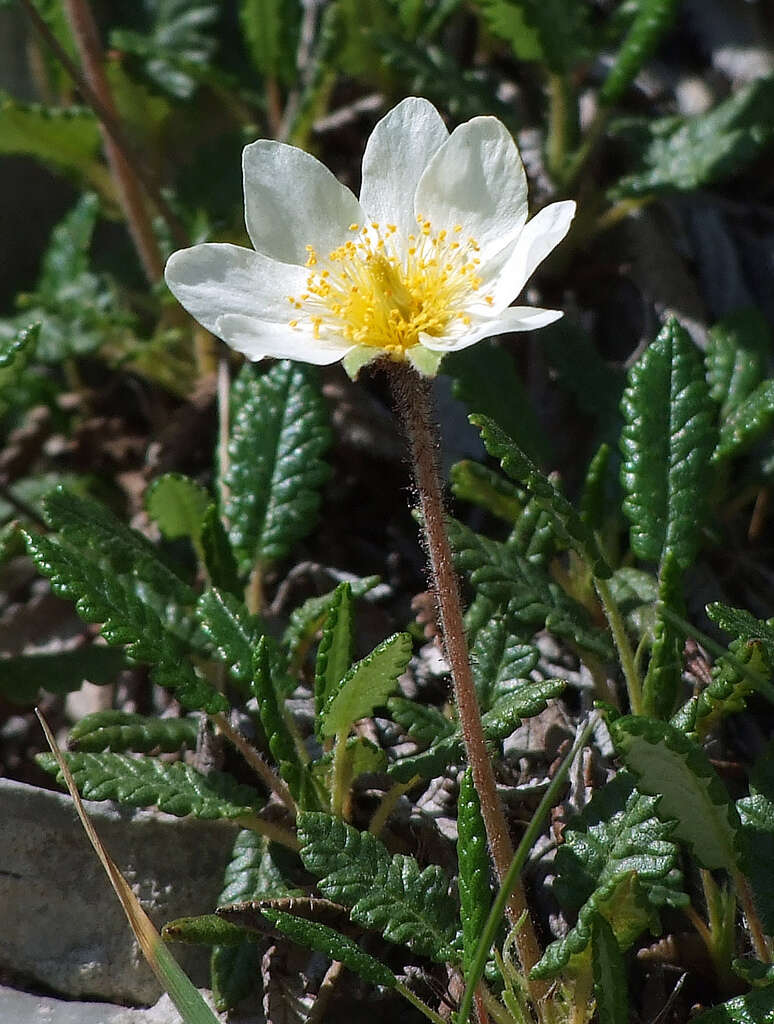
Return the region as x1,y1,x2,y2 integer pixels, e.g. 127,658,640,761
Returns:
298,812,459,962
37,751,263,819
620,318,716,568
387,696,456,747
509,493,556,567
450,460,523,525
580,443,613,533
592,914,629,1024
197,587,263,689
0,322,39,420
225,361,331,573
200,505,241,596
470,616,539,711
533,772,687,980
314,582,355,724
714,381,774,464
613,77,774,197
0,646,126,705
24,530,227,713
261,910,397,988
457,769,491,975
282,575,381,670
146,473,210,549
706,309,771,422
472,413,611,577
642,551,684,719
610,716,740,872
446,341,551,465
252,637,307,805
475,0,590,73
110,1,219,99
163,915,252,947
69,711,199,753
599,0,679,106
691,987,774,1024
737,741,774,935
240,0,302,85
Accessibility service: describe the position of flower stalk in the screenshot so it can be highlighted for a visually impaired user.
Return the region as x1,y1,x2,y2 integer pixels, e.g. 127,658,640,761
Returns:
389,361,543,979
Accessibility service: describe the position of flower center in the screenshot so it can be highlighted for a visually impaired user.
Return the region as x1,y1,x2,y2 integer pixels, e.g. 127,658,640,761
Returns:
287,217,492,359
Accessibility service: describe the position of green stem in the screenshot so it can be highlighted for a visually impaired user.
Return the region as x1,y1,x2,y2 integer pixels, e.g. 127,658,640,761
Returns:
546,72,574,183
733,868,772,964
457,717,597,1024
234,814,300,851
595,574,643,714
330,728,350,819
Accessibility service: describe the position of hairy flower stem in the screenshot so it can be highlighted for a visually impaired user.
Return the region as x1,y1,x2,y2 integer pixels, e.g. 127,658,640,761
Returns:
389,362,542,974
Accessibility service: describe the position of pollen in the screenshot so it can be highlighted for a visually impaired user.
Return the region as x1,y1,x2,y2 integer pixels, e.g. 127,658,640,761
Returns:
288,219,486,359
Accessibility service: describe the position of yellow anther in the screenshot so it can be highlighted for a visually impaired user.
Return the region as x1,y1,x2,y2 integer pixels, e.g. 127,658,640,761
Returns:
289,319,298,327
349,223,359,231
454,224,463,233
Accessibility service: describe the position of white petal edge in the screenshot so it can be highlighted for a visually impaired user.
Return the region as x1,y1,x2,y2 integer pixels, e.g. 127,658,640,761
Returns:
488,200,576,309
242,140,363,266
414,116,528,264
419,306,563,353
359,97,449,239
165,244,308,335
214,313,354,365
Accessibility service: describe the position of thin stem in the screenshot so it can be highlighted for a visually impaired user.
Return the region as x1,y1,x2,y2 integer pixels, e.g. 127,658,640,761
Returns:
212,712,296,818
20,0,188,253
389,363,544,990
394,981,448,1024
594,574,643,714
734,868,772,964
234,813,300,851
330,728,350,819
458,717,596,1024
217,352,231,516
546,72,573,183
369,776,420,838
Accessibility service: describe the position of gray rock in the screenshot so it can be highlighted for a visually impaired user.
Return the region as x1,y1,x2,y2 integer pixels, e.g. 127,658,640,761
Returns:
0,779,240,1005
0,985,232,1024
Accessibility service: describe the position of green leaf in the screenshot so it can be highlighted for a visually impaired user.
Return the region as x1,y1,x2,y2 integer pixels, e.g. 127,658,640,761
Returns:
610,716,739,871
532,772,687,979
0,646,125,705
197,588,262,689
580,443,613,532
146,473,210,549
613,76,774,197
37,751,263,819
691,987,774,1024
642,551,684,720
24,531,227,713
446,341,551,465
737,793,774,937
314,582,355,724
69,711,199,753
695,632,770,739
475,0,590,73
163,915,252,947
387,696,456,747
592,914,629,1024
714,380,774,464
732,958,774,989
225,361,331,572
471,616,539,711
450,460,523,524
320,633,412,738
706,309,771,421
262,910,396,988
0,93,107,191
252,637,307,805
458,769,491,975
240,0,301,84
200,505,241,597
298,812,459,962
510,493,557,567
620,318,716,568
0,323,39,420
599,0,679,106
472,413,611,577
283,575,381,670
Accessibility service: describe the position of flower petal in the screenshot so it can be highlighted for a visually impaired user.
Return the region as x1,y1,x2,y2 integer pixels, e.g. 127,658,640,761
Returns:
414,116,528,263
487,200,576,309
420,306,563,353
215,313,354,365
165,243,307,334
359,97,449,238
242,140,363,265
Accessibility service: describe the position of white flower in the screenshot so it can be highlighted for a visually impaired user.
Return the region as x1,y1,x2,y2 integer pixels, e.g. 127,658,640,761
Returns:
165,97,575,377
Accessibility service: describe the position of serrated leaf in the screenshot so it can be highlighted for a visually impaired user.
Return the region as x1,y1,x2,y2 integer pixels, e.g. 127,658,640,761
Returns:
298,812,458,962
69,711,199,753
732,958,774,989
37,751,263,819
314,582,355,724
387,696,456,747
0,322,39,420
163,915,252,947
200,505,241,596
446,341,551,465
620,318,716,568
695,635,770,739
613,77,774,197
475,0,590,73
642,551,684,720
458,768,491,975
146,473,210,549
320,633,412,738
714,380,774,464
610,716,739,871
510,493,556,567
599,0,679,106
311,736,387,790
706,309,771,421
24,531,227,714
450,460,523,524
252,637,307,806
225,361,331,572
197,587,262,689
283,575,381,670
473,413,611,577
580,443,613,532
691,987,774,1024
737,744,774,936
262,910,396,988
472,617,539,711
0,645,126,705
592,913,629,1024
533,772,686,979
